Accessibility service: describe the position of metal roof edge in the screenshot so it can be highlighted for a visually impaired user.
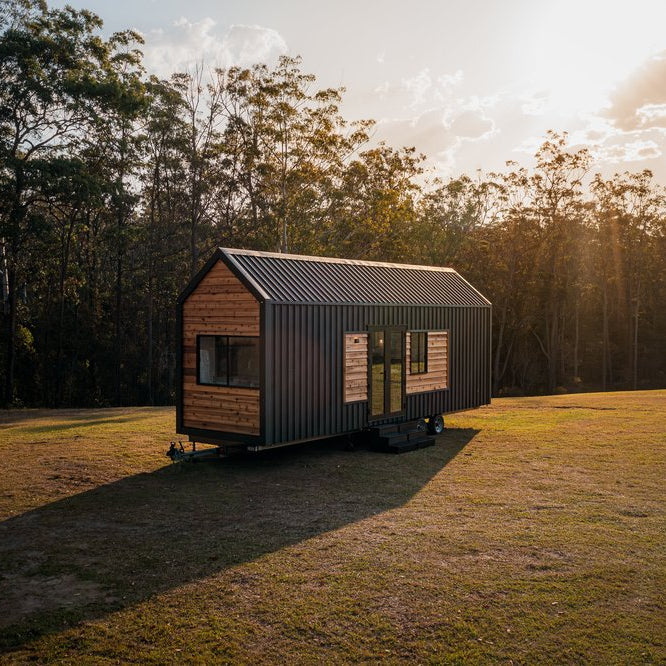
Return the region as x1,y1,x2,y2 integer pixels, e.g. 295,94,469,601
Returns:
266,300,492,308
449,270,492,306
219,248,272,302
220,247,457,273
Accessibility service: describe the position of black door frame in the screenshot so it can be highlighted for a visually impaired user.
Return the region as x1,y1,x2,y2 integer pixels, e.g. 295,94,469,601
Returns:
368,325,406,422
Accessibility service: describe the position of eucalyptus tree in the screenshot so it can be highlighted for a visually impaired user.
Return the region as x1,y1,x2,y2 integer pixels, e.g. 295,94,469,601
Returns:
416,173,498,266
527,132,591,391
591,170,666,389
139,76,190,403
0,0,145,404
324,144,424,261
218,56,373,253
168,65,226,276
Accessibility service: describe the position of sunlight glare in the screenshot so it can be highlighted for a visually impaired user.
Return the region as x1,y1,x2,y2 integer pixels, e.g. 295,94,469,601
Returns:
521,0,666,116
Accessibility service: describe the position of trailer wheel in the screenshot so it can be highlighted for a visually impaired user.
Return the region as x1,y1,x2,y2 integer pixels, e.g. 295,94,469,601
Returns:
416,418,427,432
428,414,444,435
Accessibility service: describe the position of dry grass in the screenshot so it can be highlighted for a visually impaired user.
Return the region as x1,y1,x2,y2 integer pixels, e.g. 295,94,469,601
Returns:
0,391,664,664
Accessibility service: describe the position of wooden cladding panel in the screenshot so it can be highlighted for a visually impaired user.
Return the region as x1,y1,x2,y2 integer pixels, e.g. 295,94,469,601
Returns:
406,330,449,394
344,333,368,403
182,260,260,435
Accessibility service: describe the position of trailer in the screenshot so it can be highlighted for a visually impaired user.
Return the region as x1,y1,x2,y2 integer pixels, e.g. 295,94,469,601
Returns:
172,248,491,457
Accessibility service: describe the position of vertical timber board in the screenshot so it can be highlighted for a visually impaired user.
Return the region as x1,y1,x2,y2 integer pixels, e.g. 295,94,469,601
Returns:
344,332,368,403
181,260,260,435
405,330,449,394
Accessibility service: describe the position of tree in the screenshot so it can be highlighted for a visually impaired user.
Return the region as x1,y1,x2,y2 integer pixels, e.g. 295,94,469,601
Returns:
591,170,665,389
217,56,373,253
0,0,144,405
325,144,424,260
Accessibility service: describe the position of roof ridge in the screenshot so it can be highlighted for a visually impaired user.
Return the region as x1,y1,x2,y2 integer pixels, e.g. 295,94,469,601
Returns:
220,247,456,273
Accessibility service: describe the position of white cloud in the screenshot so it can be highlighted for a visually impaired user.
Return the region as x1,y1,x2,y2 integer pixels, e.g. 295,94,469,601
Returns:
402,68,433,109
223,24,287,65
140,18,288,77
520,91,549,116
374,81,390,98
374,105,495,175
449,110,494,140
605,50,666,130
635,103,666,130
368,53,666,183
372,67,466,112
597,139,662,163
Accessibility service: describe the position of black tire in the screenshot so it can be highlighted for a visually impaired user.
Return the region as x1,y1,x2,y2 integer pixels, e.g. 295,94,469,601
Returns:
416,418,427,432
428,414,444,435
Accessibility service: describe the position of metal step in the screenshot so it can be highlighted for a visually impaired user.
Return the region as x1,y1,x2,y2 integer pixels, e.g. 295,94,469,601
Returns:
369,419,433,453
375,431,407,444
398,420,425,433
374,434,435,454
415,436,435,449
370,420,424,437
386,439,419,453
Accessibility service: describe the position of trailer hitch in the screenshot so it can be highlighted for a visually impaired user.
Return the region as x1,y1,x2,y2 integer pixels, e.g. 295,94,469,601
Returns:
166,441,225,463
166,441,185,461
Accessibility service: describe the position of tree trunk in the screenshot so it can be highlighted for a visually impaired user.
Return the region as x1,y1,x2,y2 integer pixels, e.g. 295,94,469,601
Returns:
547,303,559,393
56,217,76,406
602,282,608,391
147,274,154,405
633,296,639,390
3,266,17,406
0,238,8,312
114,248,123,404
573,298,579,380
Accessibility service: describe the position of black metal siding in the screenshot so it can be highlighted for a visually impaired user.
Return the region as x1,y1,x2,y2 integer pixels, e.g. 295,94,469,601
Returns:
263,303,491,446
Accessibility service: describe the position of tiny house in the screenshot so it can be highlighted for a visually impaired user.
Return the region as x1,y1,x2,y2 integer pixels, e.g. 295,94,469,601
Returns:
176,248,491,452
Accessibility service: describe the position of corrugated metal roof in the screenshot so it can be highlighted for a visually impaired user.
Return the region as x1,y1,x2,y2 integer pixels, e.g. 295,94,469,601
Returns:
222,248,490,307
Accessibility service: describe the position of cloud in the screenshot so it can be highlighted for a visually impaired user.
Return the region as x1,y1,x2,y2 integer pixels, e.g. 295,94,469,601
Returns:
598,139,661,162
520,90,549,116
140,18,288,77
402,68,434,109
449,110,494,139
374,81,390,98
366,55,666,182
373,67,465,111
222,24,287,65
605,50,666,130
593,129,665,163
374,106,495,173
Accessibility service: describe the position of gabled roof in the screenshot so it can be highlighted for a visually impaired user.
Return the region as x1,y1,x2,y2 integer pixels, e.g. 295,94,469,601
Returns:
220,248,490,307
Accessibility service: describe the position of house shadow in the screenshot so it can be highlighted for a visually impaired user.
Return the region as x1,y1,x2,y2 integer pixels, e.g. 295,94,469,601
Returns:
0,428,478,653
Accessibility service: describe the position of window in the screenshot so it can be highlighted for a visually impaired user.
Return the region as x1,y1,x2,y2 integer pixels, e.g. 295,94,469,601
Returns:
410,331,427,375
198,335,260,388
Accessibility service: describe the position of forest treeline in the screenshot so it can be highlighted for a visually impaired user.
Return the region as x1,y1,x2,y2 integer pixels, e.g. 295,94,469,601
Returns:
1,1,665,407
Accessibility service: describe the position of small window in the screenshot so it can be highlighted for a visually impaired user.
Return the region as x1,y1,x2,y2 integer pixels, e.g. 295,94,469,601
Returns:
410,331,427,375
198,335,260,388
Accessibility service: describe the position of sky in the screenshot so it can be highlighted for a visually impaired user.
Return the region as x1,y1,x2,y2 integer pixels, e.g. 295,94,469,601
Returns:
52,0,666,183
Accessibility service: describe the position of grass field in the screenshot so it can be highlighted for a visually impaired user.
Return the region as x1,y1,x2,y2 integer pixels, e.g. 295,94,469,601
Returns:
0,391,664,664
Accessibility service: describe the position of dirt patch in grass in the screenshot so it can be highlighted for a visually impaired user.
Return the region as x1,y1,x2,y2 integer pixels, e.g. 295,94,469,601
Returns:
0,392,664,664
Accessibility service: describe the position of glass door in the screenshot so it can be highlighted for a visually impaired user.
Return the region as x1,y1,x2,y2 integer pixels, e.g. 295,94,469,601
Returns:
369,327,405,419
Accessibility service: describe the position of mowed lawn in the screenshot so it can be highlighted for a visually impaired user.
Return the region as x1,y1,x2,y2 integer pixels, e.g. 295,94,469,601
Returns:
0,392,664,664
